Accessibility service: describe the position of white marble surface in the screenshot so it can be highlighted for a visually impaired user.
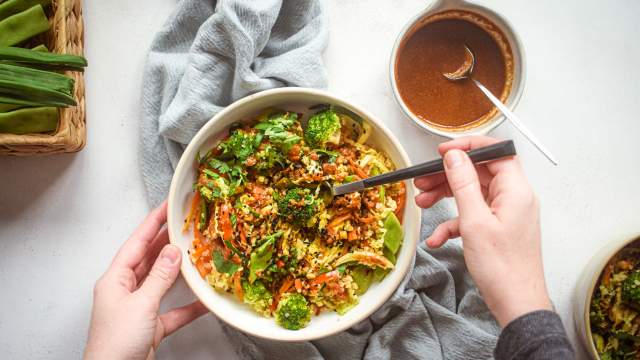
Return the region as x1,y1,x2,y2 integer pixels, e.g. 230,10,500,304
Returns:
1,0,639,358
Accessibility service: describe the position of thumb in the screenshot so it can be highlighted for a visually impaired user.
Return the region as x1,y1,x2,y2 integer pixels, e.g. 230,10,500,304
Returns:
137,244,181,302
443,149,491,219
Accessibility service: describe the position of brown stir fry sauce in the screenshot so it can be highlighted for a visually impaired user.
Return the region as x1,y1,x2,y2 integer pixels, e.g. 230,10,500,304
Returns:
395,10,513,130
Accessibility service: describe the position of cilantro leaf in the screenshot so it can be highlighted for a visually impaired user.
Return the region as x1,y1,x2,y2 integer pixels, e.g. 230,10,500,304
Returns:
213,250,239,275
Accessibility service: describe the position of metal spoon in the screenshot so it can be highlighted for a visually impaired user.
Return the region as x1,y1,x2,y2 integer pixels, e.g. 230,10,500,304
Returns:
332,140,516,196
443,45,558,166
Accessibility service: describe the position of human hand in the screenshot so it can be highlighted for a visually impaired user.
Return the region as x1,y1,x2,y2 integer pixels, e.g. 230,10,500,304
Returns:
414,136,552,327
84,202,208,360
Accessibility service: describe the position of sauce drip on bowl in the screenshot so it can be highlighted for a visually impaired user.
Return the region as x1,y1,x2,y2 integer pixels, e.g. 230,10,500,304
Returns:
395,11,513,130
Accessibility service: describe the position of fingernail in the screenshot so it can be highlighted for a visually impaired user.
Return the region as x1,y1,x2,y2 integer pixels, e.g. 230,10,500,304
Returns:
425,237,434,249
160,245,180,266
444,150,464,169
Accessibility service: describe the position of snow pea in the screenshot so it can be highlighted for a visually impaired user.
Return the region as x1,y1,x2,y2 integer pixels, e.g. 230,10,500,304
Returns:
382,212,403,255
0,0,50,21
0,5,50,47
351,266,374,295
0,106,57,134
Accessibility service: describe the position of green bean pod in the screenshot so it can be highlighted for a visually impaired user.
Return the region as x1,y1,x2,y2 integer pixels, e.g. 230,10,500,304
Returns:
0,63,74,96
0,0,50,21
0,94,65,107
0,106,57,134
0,46,88,71
0,5,50,47
0,103,19,112
0,79,76,106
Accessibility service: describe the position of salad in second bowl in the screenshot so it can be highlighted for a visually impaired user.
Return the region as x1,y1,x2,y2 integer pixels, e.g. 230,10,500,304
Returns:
183,107,405,330
590,244,640,359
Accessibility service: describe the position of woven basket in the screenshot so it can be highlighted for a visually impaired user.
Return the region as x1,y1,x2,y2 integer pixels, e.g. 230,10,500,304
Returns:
0,0,85,156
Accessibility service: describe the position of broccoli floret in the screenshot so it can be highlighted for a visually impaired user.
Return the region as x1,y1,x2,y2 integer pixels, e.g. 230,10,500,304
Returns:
276,188,318,226
254,144,285,171
242,280,273,316
304,110,341,148
622,270,640,304
275,293,311,330
218,129,259,161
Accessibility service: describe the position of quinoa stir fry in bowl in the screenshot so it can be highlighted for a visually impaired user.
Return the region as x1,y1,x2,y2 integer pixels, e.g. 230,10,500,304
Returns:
590,245,640,359
183,107,406,330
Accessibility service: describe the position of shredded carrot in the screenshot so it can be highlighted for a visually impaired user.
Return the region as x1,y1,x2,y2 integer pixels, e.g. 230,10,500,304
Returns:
347,230,358,241
310,270,338,285
196,260,209,278
238,220,247,246
294,278,302,292
234,273,244,302
359,215,376,224
328,214,352,229
192,243,206,260
279,277,294,294
271,295,280,313
194,223,205,244
276,259,285,268
184,191,201,233
220,203,233,241
349,159,368,179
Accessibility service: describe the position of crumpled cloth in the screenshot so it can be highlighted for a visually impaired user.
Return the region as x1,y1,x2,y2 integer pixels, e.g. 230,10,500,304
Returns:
140,1,499,358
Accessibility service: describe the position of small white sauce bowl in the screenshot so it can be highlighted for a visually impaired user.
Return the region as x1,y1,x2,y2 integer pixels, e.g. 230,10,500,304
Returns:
389,0,527,138
167,87,421,341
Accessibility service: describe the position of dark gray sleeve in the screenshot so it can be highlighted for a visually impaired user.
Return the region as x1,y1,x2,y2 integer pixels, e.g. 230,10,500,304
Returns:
494,310,575,360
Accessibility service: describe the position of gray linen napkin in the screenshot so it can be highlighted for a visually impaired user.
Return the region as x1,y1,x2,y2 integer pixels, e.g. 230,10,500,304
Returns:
140,1,500,358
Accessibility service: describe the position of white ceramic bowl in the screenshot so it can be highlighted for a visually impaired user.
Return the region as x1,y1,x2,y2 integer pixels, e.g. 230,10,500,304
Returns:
167,87,421,341
389,0,526,138
574,235,640,358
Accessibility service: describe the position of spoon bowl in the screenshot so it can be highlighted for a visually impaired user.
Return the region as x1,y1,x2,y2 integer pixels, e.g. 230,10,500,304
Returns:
443,44,475,81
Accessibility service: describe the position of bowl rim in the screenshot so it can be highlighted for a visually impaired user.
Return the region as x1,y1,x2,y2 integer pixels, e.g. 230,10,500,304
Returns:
167,87,421,341
577,234,640,358
388,0,527,139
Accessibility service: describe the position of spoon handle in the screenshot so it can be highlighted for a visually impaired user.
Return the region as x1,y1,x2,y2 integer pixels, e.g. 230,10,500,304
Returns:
362,140,516,188
472,79,559,166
